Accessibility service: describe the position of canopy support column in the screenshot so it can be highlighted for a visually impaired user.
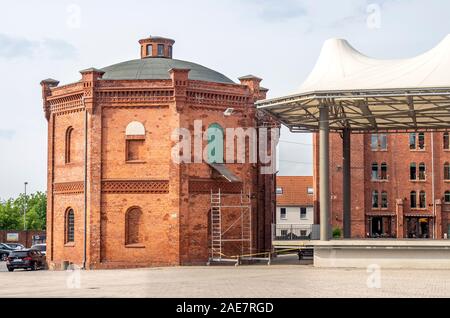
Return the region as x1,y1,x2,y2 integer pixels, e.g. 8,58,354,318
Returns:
319,105,331,241
343,128,351,239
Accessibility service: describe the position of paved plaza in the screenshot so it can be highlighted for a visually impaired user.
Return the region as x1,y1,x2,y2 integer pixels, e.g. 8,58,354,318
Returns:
1,257,450,298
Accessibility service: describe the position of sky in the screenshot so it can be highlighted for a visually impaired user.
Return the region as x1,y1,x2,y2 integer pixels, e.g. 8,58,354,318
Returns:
1,0,450,199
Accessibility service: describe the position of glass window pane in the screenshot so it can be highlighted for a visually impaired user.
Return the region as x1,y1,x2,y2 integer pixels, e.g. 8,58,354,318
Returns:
371,135,378,151
445,192,450,203
410,163,417,180
381,163,388,180
418,133,425,150
372,191,379,208
372,163,379,180
379,134,387,150
146,44,152,56
410,192,417,208
419,163,426,180
444,133,450,150
409,133,416,150
157,44,164,56
420,192,426,208
381,192,388,208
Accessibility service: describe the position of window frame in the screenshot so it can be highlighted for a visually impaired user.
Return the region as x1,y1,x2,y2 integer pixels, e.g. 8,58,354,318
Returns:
300,207,307,220
280,208,287,220
371,163,379,180
146,44,153,57
372,190,379,209
65,208,75,244
444,132,450,150
410,191,417,209
410,163,417,180
65,126,74,164
444,162,450,180
371,134,388,151
419,163,426,180
380,163,388,180
381,191,388,209
419,191,426,209
157,44,165,56
445,191,450,204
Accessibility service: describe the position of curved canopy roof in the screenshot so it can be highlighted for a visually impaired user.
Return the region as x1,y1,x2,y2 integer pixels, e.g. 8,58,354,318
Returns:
101,58,234,84
299,35,450,93
258,35,450,133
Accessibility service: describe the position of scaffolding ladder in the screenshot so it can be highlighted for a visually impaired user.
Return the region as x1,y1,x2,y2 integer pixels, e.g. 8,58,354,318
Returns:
208,189,253,265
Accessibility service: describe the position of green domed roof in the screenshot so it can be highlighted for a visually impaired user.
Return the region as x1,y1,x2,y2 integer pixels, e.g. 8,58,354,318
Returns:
101,58,234,84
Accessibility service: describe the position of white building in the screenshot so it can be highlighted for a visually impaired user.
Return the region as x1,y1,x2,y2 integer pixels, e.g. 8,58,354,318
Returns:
275,176,315,239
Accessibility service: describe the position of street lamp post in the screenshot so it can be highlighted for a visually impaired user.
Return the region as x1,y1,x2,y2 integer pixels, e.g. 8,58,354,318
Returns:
23,182,28,231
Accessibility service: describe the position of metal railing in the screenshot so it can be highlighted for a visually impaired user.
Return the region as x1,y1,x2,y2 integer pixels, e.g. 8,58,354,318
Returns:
272,224,320,241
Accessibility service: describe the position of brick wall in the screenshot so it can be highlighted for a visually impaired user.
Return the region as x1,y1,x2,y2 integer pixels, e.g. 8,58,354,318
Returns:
314,132,450,239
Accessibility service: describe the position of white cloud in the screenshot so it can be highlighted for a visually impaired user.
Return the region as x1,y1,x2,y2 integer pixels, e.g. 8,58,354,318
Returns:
0,33,77,60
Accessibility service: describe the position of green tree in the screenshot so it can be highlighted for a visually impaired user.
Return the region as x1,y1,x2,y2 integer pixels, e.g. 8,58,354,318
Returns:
0,192,47,231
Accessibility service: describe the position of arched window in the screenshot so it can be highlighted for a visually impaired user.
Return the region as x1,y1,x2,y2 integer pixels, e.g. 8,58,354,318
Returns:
419,163,426,180
445,191,450,204
410,133,426,150
207,123,224,164
381,163,388,180
444,133,450,150
418,133,425,150
125,207,143,245
65,127,74,164
65,208,75,243
125,121,146,162
372,191,379,209
409,133,416,150
146,44,153,57
419,191,426,209
445,163,450,180
410,191,417,209
381,191,388,208
410,163,417,180
371,163,379,180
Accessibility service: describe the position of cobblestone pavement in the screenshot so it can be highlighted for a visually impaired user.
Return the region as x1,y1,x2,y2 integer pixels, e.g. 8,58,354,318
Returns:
1,259,450,298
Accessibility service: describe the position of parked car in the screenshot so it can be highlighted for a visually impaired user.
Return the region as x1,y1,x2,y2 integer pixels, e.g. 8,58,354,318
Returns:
6,249,45,271
30,243,46,256
3,243,25,250
0,243,14,261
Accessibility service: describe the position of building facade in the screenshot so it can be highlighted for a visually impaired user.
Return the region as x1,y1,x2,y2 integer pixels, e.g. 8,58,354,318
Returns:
41,36,276,269
275,176,314,239
313,132,450,239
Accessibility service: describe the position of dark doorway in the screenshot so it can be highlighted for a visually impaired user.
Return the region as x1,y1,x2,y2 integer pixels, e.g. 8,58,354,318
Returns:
407,218,431,239
371,217,383,237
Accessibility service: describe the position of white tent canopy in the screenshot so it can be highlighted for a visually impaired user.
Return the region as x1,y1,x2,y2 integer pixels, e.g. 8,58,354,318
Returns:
258,35,450,133
299,35,450,94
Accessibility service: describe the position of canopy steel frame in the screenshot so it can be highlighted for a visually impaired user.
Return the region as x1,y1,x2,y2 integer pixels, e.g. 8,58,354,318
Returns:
257,87,450,241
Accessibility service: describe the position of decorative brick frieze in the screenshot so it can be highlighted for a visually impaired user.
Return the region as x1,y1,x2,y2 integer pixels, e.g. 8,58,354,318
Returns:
53,181,84,195
102,180,169,194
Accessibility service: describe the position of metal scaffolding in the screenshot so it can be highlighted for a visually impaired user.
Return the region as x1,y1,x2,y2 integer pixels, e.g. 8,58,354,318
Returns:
208,189,253,265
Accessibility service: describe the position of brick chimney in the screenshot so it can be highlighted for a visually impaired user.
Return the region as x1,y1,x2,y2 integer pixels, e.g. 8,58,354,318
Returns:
139,36,175,59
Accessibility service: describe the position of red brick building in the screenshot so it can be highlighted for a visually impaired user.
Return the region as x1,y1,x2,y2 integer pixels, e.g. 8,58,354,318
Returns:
313,132,450,239
41,36,276,269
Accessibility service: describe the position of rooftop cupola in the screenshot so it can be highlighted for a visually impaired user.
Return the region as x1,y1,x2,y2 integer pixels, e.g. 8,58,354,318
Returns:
139,36,175,59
